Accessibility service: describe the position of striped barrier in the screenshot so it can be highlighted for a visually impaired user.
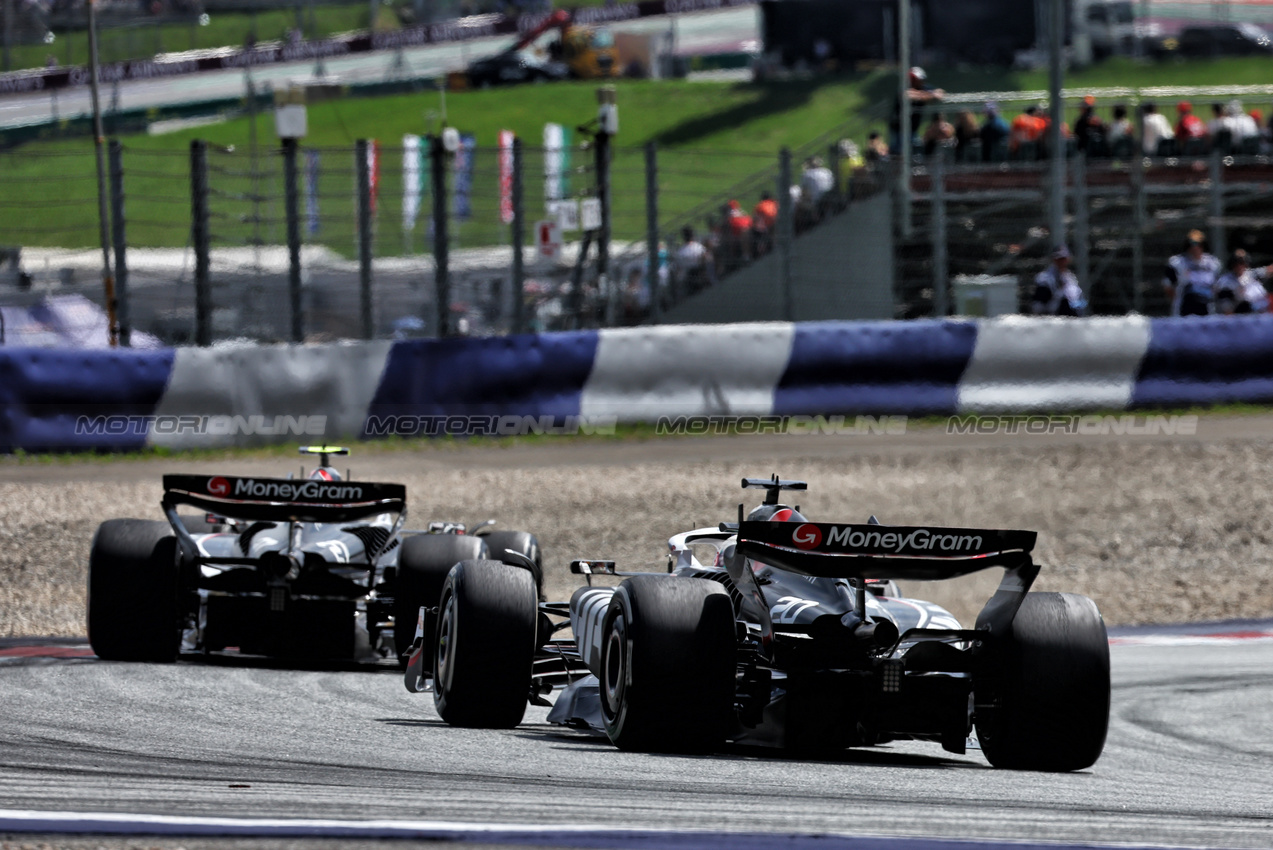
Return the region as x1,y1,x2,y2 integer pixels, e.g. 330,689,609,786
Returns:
3,315,1273,452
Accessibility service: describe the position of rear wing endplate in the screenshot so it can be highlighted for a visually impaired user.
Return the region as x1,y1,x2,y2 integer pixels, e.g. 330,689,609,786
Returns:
162,474,406,524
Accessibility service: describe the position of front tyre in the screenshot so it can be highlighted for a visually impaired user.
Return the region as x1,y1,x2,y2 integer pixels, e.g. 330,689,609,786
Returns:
394,533,488,665
976,591,1110,771
482,530,543,600
600,575,736,753
87,519,181,662
433,559,538,728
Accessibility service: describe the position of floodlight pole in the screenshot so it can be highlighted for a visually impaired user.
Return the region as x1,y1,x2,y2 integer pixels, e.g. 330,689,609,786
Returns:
88,0,118,346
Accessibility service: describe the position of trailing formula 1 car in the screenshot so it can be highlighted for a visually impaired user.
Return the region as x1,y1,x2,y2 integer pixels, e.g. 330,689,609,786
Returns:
409,475,1110,772
87,447,542,665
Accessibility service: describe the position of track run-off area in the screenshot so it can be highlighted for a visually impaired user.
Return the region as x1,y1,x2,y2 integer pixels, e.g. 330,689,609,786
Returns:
2,420,1273,849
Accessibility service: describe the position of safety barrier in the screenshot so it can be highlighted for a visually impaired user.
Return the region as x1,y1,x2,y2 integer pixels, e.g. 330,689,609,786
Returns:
3,316,1273,452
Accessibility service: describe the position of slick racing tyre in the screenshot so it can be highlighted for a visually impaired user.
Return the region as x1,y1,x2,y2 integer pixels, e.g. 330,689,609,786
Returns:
87,519,182,662
433,559,538,728
482,530,544,601
600,575,736,753
394,533,488,665
975,591,1110,771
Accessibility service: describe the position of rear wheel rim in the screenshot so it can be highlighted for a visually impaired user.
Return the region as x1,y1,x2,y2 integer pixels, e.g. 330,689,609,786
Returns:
435,591,457,693
602,617,626,716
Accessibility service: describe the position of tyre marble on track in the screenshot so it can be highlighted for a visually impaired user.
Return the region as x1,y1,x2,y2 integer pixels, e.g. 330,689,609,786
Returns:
0,640,1271,848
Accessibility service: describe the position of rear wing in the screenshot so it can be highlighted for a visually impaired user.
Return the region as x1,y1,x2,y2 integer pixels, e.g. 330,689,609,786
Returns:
728,519,1040,648
735,521,1036,581
162,474,406,524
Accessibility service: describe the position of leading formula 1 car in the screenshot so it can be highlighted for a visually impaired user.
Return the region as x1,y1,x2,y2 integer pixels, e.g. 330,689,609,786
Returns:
87,446,543,664
406,475,1110,772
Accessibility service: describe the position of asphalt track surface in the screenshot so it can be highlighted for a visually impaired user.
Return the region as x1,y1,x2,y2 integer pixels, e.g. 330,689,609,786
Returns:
1,625,1272,849
0,6,759,128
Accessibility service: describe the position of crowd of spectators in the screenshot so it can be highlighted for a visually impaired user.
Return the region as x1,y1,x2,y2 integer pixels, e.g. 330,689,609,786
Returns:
1160,229,1273,317
630,67,1273,321
936,96,1273,162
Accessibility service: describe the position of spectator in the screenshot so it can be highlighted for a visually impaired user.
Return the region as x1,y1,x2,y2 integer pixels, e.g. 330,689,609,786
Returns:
1141,102,1174,155
952,111,979,162
1031,244,1086,316
836,138,865,200
675,226,711,294
865,131,890,163
1106,104,1133,156
1214,249,1273,314
798,157,835,226
1074,95,1106,155
1175,101,1208,151
1227,100,1259,151
723,200,752,269
921,112,955,158
1010,105,1046,157
979,101,1010,162
1162,229,1222,316
1208,102,1227,137
891,66,945,151
752,191,778,256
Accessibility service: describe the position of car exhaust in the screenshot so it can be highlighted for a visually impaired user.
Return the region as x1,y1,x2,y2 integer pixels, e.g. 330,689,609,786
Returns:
852,618,899,653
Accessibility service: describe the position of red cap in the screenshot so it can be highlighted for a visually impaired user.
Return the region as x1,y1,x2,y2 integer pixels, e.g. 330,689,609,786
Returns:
1178,100,1192,112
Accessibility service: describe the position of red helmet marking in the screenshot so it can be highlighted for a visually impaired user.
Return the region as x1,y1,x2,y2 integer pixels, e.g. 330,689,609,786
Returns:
771,508,793,522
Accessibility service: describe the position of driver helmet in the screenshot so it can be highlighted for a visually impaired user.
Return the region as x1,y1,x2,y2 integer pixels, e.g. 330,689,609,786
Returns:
746,503,809,523
309,467,342,482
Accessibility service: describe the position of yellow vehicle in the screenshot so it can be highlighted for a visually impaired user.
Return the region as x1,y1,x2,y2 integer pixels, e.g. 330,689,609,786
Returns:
559,24,618,79
464,10,618,88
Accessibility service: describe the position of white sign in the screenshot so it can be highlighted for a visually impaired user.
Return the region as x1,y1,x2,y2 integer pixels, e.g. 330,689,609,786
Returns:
581,197,602,231
549,199,580,232
535,219,563,261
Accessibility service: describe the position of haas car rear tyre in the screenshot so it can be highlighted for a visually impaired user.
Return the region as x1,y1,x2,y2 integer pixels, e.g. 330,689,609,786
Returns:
394,533,488,665
433,559,538,728
976,591,1110,771
482,530,544,600
87,519,181,662
600,575,736,753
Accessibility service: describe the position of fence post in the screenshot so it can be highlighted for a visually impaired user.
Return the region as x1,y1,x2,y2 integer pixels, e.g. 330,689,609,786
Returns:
355,139,374,340
109,140,130,347
1073,153,1090,305
931,153,948,317
511,136,526,335
595,122,613,325
430,132,451,338
1209,149,1226,260
645,140,660,324
777,147,795,321
1132,156,1146,314
282,137,303,343
189,139,212,347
